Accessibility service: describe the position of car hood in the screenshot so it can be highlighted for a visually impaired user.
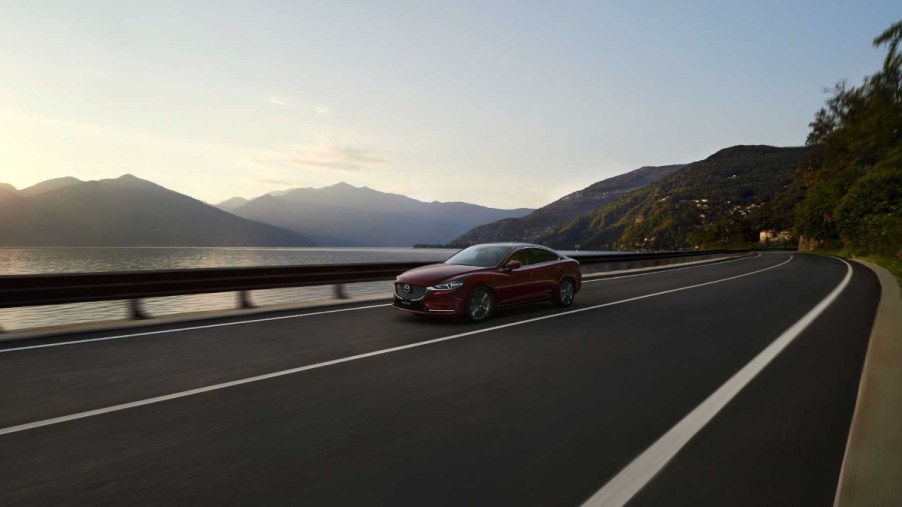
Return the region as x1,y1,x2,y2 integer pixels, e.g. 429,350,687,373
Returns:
397,263,486,284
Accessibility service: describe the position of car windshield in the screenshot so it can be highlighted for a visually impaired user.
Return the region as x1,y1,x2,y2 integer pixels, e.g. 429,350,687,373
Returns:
444,245,511,268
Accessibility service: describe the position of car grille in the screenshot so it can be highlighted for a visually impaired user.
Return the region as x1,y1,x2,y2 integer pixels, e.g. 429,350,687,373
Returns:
395,283,427,301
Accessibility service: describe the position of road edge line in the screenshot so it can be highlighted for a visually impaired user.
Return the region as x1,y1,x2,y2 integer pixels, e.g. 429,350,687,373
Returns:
0,303,392,353
833,259,902,507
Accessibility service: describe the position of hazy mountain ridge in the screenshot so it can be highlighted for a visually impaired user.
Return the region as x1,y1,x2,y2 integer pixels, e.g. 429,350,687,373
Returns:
539,145,810,250
2,147,807,249
215,196,250,211
0,183,18,197
225,182,534,246
452,164,685,244
0,175,314,247
20,176,83,197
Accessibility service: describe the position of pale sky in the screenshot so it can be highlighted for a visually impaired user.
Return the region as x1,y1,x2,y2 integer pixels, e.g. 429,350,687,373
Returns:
0,1,896,209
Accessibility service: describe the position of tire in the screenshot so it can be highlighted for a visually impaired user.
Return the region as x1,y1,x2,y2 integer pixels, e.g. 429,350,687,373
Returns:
553,278,576,307
465,286,494,322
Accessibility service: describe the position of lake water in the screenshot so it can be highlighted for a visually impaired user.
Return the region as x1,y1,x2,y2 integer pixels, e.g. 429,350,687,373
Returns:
0,247,459,331
0,247,460,275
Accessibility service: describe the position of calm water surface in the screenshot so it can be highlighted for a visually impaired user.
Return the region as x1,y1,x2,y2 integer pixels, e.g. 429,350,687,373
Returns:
0,247,458,330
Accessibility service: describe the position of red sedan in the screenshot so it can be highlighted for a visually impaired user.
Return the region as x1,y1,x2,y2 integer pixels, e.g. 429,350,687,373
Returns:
393,243,581,322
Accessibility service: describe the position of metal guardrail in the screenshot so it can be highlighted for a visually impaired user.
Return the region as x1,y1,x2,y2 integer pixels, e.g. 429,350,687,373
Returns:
0,249,746,320
564,249,743,264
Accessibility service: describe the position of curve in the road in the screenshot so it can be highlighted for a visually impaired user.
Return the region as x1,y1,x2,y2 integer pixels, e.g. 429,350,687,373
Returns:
0,253,879,506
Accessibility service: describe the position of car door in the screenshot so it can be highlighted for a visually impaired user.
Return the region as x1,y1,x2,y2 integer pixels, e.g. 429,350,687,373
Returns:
494,248,540,305
526,248,561,297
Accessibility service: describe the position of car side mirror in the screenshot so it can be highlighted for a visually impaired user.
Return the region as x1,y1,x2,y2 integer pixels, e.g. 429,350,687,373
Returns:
505,260,522,271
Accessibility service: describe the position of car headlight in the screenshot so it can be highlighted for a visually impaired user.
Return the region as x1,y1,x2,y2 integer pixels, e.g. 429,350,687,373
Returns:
428,280,464,291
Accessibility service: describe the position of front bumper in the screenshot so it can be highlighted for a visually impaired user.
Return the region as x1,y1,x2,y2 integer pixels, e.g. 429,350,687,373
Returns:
393,290,465,315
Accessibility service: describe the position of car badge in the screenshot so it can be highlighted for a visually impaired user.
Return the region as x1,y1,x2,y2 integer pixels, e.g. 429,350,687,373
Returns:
403,284,411,293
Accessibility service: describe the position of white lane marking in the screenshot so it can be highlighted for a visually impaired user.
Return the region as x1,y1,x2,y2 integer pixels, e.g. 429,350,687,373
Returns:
582,253,759,283
1,253,757,353
0,255,794,437
0,304,392,354
582,257,852,507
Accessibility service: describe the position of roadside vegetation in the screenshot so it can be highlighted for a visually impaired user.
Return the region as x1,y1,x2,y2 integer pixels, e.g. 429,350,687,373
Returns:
799,21,902,280
854,254,902,284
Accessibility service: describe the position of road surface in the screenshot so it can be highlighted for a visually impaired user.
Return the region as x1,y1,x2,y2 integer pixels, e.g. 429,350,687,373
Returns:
0,253,879,506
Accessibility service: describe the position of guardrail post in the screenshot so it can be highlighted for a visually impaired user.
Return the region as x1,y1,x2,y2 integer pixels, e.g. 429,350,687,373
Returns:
333,283,349,299
129,298,148,320
237,290,254,309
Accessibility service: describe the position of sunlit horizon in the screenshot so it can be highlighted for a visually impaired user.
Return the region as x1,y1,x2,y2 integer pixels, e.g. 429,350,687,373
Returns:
0,1,895,209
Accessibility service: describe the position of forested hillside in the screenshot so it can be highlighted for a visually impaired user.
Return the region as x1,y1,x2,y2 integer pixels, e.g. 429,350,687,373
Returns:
451,165,684,244
539,146,808,250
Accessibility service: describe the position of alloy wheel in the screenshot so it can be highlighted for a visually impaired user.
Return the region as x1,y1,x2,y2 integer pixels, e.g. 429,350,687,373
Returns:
467,287,493,322
556,279,575,307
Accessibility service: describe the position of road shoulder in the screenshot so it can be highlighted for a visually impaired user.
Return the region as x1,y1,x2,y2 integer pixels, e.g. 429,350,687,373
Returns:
834,259,902,507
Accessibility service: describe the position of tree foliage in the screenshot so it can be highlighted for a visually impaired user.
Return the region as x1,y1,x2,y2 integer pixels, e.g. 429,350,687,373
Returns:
797,21,902,256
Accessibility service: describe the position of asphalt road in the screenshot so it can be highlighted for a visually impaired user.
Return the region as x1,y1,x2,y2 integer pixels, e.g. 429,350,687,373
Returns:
0,253,880,506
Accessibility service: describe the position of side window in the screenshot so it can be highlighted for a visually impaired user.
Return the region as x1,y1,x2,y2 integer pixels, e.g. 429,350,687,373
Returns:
529,248,558,264
508,249,531,265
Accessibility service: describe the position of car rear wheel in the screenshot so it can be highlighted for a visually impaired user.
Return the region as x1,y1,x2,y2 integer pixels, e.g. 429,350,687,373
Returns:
553,278,576,307
465,286,494,322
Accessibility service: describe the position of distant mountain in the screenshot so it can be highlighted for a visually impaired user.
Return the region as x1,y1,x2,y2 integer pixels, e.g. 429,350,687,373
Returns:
215,196,250,212
227,182,533,246
452,164,685,244
539,145,810,250
20,176,82,196
0,175,314,247
0,183,17,199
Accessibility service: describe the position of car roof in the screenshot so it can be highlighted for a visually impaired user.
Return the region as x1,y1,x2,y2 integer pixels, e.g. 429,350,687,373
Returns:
471,242,554,250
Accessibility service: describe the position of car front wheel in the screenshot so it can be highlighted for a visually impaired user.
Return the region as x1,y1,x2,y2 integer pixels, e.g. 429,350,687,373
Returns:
553,278,576,307
465,286,494,322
